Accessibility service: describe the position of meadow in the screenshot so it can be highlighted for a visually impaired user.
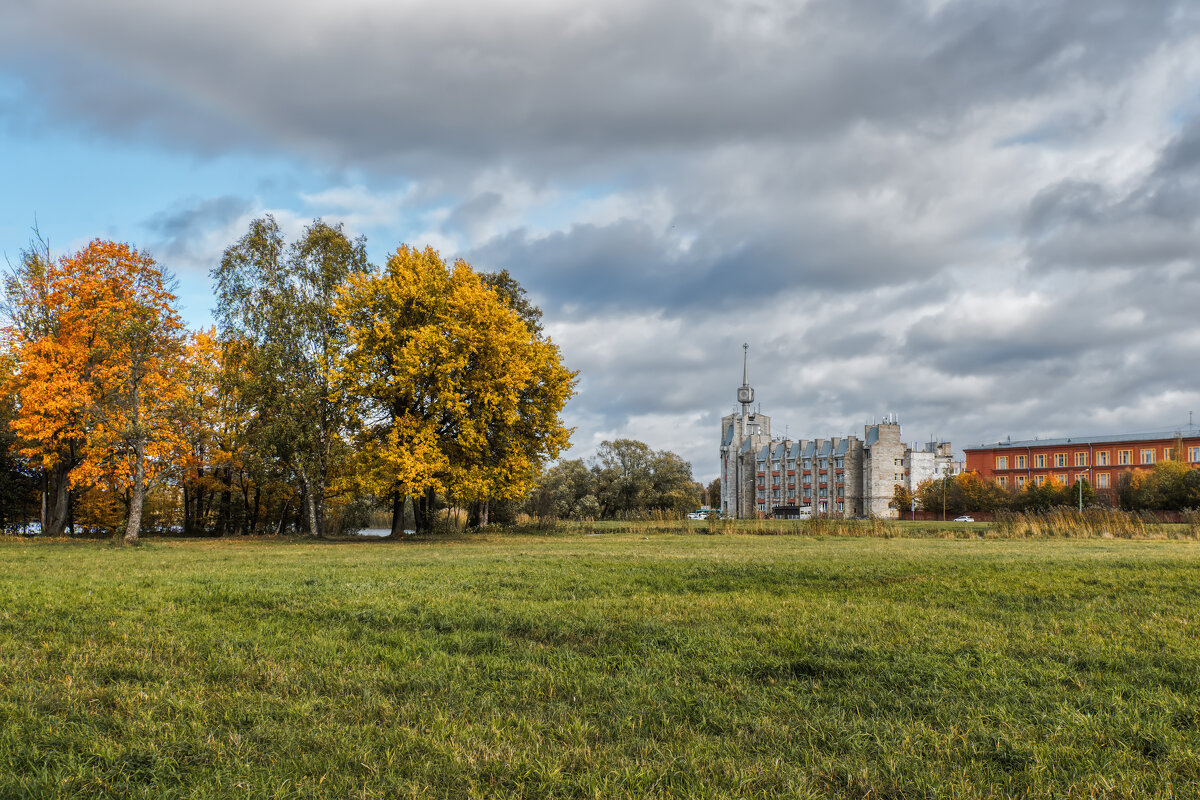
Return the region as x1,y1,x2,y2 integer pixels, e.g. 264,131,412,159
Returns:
1,531,1198,798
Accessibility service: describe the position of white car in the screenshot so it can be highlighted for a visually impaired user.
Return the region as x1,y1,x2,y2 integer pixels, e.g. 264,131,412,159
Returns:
953,515,975,523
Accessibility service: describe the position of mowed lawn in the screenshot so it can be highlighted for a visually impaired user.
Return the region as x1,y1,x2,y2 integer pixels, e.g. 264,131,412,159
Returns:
1,534,1198,799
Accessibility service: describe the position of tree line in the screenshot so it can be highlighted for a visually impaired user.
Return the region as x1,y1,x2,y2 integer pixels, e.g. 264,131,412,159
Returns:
1,218,575,541
526,439,707,521
893,458,1200,516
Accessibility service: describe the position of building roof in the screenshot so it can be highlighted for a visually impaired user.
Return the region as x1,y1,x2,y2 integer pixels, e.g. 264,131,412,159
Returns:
865,426,879,448
966,430,1200,451
835,439,849,456
818,440,832,457
722,425,734,447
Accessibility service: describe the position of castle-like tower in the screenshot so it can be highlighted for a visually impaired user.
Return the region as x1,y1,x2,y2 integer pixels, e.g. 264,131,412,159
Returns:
719,345,771,518
718,348,958,519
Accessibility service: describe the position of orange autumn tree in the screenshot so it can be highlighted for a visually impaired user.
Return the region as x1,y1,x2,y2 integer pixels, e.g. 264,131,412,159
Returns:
5,240,187,543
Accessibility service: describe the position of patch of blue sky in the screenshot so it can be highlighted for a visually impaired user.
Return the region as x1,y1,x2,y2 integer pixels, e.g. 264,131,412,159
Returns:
0,125,304,256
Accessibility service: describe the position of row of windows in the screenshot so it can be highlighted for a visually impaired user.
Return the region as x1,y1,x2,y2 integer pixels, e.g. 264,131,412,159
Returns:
996,446,1200,471
759,487,845,499
758,477,844,489
998,472,1119,489
758,502,848,513
757,458,847,470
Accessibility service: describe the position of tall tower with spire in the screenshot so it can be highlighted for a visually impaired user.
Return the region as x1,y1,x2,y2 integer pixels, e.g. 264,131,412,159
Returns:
719,344,771,518
737,343,754,417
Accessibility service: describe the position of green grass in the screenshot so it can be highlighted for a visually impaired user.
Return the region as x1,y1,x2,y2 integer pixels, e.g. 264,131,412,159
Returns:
2,534,1199,798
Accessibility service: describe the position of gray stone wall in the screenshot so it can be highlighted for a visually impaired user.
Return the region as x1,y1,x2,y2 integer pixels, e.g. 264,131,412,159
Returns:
864,423,905,518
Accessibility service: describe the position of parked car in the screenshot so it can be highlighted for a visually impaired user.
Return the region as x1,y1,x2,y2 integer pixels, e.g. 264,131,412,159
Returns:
953,515,975,523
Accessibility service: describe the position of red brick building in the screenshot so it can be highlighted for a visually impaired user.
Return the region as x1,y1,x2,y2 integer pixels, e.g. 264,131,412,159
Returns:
964,431,1200,492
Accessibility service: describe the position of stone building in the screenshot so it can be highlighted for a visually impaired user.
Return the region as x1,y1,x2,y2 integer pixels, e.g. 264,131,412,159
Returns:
718,345,772,519
719,351,957,519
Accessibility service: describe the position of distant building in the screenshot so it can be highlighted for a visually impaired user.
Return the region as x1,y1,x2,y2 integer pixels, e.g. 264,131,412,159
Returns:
719,348,957,519
964,430,1200,492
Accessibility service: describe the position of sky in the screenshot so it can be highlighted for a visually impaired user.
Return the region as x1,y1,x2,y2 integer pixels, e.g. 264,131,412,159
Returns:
3,0,1200,482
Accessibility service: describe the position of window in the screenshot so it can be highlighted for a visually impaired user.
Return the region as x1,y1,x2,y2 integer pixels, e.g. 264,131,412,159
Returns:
1015,455,1027,468
835,458,844,469
787,489,795,498
803,488,811,498
1117,450,1132,465
997,476,1007,487
1055,453,1067,467
1075,452,1088,467
1097,451,1109,466
996,456,1009,470
803,459,811,469
837,487,844,498
1016,476,1026,488
1141,449,1155,465
1077,473,1087,484
1164,448,1174,461
1035,454,1046,468
820,459,828,469
1097,473,1110,489
819,489,827,498
1056,474,1068,485
1035,475,1046,486
837,502,845,512
1190,447,1200,463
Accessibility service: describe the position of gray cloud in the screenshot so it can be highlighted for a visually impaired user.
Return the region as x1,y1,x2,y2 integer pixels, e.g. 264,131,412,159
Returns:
1,0,1192,171
144,195,254,262
1024,120,1200,272
3,0,1200,478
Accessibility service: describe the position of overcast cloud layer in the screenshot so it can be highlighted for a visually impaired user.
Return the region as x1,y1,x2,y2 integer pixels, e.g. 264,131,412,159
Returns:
3,0,1200,479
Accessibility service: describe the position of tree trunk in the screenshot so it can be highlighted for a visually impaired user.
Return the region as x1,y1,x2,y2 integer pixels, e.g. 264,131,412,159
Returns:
274,500,290,536
414,486,436,533
390,490,404,538
479,498,489,528
216,467,232,537
125,439,146,545
296,465,322,537
249,484,259,534
182,484,192,536
42,461,72,537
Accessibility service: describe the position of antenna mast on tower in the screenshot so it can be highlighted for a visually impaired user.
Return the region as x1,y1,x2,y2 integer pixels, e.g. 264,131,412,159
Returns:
737,343,755,418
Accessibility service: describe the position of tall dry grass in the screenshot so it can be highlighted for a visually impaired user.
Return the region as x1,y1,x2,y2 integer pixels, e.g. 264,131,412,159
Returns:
992,507,1199,539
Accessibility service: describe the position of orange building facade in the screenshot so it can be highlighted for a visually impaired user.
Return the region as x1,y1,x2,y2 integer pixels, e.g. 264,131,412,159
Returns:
964,431,1200,492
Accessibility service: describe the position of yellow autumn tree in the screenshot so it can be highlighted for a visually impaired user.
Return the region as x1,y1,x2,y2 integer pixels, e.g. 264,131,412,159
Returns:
334,245,575,533
4,240,186,543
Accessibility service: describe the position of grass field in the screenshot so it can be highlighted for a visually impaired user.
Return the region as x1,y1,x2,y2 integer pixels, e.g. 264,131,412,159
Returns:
2,533,1199,799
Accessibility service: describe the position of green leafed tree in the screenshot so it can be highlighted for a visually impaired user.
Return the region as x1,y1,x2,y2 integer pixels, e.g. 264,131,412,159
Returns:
212,216,369,537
